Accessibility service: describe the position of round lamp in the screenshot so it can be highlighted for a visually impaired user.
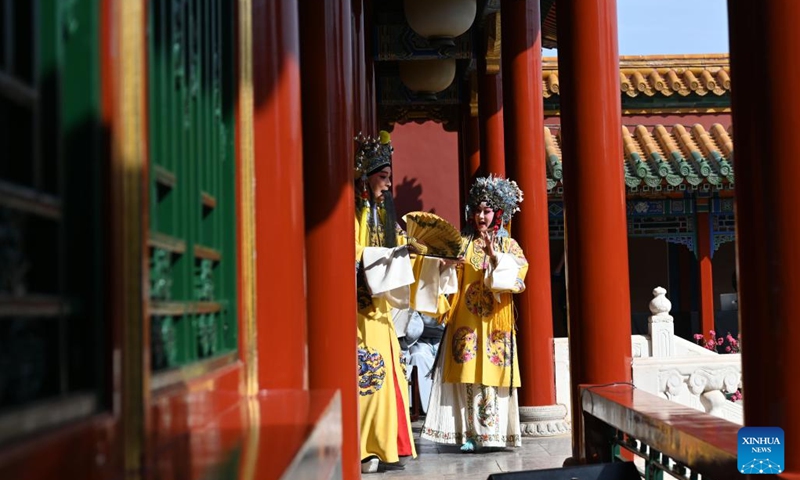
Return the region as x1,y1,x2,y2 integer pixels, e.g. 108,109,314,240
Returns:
404,0,477,47
399,59,456,98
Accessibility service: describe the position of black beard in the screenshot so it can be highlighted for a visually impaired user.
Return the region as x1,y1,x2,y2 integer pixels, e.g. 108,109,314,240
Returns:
381,190,397,248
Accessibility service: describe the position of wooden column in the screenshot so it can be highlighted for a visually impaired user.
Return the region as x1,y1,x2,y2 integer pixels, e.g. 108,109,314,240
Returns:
728,1,800,475
298,2,359,479
459,103,481,228
500,0,556,408
363,0,377,132
696,212,715,336
478,55,505,177
352,0,368,133
466,113,481,181
251,0,308,390
556,0,632,461
458,107,467,221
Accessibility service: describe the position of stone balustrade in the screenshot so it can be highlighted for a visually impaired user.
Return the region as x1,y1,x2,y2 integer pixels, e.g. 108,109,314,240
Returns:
553,286,743,425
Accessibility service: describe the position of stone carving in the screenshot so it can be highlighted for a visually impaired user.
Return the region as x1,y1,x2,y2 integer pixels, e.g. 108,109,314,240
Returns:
660,366,740,398
687,367,740,396
519,404,571,437
649,287,675,357
648,286,673,322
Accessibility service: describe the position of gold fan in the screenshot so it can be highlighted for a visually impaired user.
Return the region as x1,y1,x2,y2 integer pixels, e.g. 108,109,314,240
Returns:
402,211,463,259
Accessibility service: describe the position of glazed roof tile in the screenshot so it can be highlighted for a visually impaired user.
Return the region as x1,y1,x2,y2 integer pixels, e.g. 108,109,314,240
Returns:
542,54,731,99
545,123,734,195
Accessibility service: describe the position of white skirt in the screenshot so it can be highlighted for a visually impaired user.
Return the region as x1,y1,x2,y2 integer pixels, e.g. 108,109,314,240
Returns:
420,344,521,448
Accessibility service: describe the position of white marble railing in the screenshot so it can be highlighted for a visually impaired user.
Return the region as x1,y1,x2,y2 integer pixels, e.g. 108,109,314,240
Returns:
554,287,743,425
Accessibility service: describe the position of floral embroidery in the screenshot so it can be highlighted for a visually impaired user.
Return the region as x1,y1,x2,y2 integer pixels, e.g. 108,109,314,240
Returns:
357,346,385,396
469,240,488,270
451,327,477,364
465,281,495,317
486,330,512,367
420,426,520,446
477,386,497,427
399,349,409,380
508,239,526,261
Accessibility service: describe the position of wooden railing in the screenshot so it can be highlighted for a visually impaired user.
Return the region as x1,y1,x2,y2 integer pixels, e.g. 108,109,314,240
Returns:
581,384,739,479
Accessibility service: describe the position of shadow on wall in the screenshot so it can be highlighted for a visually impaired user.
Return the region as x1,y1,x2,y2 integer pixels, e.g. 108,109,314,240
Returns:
394,176,434,216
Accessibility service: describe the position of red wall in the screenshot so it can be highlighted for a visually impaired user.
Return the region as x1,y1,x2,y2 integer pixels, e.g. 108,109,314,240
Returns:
390,122,461,227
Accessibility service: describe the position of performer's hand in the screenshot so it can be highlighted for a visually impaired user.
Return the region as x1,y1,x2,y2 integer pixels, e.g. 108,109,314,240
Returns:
439,256,465,268
481,230,497,260
406,241,427,255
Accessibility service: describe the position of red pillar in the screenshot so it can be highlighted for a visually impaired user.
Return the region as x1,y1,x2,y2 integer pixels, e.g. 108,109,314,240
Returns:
556,0,632,461
696,212,715,336
500,0,555,407
728,1,800,475
251,0,308,391
352,0,368,133
466,109,481,184
298,2,359,479
459,105,481,228
478,56,505,177
363,0,377,132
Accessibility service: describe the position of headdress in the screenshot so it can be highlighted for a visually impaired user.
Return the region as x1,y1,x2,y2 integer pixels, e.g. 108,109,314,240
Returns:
466,175,524,224
354,130,393,179
354,131,398,248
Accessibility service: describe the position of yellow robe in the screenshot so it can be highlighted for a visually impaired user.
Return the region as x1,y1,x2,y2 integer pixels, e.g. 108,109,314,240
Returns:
443,236,528,387
355,209,416,464
420,235,528,448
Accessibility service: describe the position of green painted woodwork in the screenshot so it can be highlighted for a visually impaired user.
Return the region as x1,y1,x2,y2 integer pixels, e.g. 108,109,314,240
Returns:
0,0,103,413
151,248,174,300
544,92,731,113
147,0,237,372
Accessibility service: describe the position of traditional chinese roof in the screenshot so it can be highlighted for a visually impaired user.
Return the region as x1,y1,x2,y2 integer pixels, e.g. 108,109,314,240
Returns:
539,54,731,114
545,123,734,195
542,54,730,99
467,54,732,118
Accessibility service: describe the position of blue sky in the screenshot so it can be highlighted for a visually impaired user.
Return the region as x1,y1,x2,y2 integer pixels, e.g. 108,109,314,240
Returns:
543,0,729,56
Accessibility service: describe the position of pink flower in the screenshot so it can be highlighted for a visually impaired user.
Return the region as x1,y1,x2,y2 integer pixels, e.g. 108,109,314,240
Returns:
693,333,704,340
709,330,716,337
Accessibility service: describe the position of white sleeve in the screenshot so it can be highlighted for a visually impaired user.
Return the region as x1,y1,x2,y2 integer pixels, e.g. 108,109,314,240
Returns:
413,257,443,314
484,252,526,300
362,246,414,309
413,258,460,314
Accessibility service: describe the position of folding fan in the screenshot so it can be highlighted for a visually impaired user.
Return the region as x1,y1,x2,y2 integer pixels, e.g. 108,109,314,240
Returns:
402,211,464,259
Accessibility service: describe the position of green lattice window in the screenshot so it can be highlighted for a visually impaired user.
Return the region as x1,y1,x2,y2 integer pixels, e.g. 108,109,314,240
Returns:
147,0,237,372
0,0,102,437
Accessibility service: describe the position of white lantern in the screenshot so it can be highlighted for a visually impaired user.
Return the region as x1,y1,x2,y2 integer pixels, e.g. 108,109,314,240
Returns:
399,59,456,96
404,0,477,47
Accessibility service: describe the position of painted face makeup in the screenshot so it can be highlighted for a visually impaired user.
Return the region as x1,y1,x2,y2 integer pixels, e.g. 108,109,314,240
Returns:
368,166,392,202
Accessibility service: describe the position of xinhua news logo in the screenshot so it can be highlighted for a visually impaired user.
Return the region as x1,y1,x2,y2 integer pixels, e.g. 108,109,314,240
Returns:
738,427,784,474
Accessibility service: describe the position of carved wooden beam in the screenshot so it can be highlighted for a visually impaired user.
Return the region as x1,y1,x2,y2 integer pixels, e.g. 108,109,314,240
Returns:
484,11,502,74
469,70,479,117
